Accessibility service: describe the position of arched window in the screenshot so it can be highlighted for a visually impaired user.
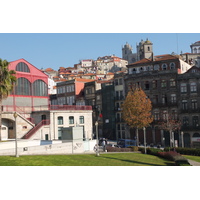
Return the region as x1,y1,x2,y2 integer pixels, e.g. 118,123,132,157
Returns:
16,62,30,73
132,68,136,74
170,62,175,69
33,80,48,96
194,48,197,53
162,64,167,70
15,77,31,95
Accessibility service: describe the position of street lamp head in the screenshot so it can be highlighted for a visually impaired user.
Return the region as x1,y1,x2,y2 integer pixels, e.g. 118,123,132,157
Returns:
95,121,98,126
13,112,18,119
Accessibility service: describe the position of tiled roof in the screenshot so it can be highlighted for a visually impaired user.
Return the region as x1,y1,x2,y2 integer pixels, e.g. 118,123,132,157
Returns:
128,58,151,65
75,78,95,83
45,68,54,71
128,54,180,67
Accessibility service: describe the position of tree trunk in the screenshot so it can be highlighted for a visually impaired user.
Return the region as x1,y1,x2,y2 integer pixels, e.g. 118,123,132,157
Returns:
136,127,139,146
169,130,172,148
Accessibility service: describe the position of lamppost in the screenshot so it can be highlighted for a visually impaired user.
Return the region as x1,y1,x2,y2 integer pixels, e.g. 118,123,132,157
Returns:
13,112,19,157
181,131,184,148
143,127,147,154
95,121,99,156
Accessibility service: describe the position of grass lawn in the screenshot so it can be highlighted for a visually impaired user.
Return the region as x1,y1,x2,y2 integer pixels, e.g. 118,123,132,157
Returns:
184,155,200,163
0,153,174,166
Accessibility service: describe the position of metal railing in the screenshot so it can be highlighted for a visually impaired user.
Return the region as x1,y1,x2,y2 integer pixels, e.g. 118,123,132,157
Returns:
22,120,50,139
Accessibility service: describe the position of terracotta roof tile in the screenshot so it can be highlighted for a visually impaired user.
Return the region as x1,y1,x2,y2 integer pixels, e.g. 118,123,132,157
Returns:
75,78,95,83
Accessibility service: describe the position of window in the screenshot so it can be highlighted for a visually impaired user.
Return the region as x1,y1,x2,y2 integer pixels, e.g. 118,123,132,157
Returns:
153,95,158,104
117,124,120,130
181,83,187,93
15,77,31,96
182,100,188,110
69,116,74,124
170,62,175,69
115,79,119,85
183,116,189,127
171,110,177,120
171,94,176,103
119,78,123,85
152,80,157,89
161,80,167,88
191,99,198,110
193,116,199,127
16,62,30,73
33,80,48,96
154,111,160,121
190,82,197,92
58,116,63,125
145,81,150,90
132,68,136,74
162,110,168,120
162,94,167,104
119,91,123,100
79,116,84,124
116,113,121,122
170,79,176,87
162,64,167,70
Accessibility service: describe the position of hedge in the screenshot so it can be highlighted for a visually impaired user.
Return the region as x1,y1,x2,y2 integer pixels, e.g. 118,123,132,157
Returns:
158,151,190,166
164,147,200,156
106,146,139,152
139,147,190,166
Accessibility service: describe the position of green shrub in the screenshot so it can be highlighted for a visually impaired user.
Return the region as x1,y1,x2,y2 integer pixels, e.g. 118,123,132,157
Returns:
139,147,163,155
127,146,139,151
158,151,190,165
164,147,200,156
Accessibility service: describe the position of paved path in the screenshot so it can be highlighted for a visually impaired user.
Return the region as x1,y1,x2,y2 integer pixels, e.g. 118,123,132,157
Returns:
188,159,200,166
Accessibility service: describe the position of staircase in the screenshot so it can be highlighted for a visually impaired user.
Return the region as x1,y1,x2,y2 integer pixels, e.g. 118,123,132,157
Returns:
22,120,50,139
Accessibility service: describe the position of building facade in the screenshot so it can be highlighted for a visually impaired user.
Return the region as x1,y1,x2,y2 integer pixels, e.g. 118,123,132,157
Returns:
125,54,192,146
1,59,93,141
3,58,49,110
178,66,200,148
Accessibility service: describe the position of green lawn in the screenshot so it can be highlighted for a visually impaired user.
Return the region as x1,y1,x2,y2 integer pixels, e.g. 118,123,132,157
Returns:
0,153,174,166
184,155,200,163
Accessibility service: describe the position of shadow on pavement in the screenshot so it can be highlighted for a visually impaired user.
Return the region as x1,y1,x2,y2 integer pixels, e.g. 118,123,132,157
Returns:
102,155,174,166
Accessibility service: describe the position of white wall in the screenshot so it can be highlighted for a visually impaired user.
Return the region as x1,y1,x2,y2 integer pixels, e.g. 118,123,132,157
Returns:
0,139,97,155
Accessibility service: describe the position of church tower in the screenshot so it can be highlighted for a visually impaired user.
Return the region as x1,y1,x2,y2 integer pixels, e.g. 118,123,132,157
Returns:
122,42,137,64
137,38,153,60
122,42,133,61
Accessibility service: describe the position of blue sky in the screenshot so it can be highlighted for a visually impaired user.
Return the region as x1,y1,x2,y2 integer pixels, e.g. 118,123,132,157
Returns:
1,33,200,70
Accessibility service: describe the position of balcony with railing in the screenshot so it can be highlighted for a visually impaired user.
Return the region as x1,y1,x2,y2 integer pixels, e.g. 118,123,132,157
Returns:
2,105,93,113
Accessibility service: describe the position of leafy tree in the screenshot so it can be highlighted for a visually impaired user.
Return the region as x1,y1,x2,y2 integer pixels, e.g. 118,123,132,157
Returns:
0,59,17,140
122,87,153,145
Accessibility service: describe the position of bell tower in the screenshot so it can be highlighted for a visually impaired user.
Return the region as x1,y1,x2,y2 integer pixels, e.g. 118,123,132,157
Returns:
122,42,133,63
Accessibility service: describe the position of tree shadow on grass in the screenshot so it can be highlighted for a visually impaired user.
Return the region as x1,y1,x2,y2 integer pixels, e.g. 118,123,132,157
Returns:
102,156,174,166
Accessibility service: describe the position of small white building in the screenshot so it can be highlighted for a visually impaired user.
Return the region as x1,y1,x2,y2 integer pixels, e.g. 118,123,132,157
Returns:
29,105,93,140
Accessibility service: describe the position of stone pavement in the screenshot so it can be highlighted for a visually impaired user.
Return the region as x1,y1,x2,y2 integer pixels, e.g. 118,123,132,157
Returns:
188,159,200,166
